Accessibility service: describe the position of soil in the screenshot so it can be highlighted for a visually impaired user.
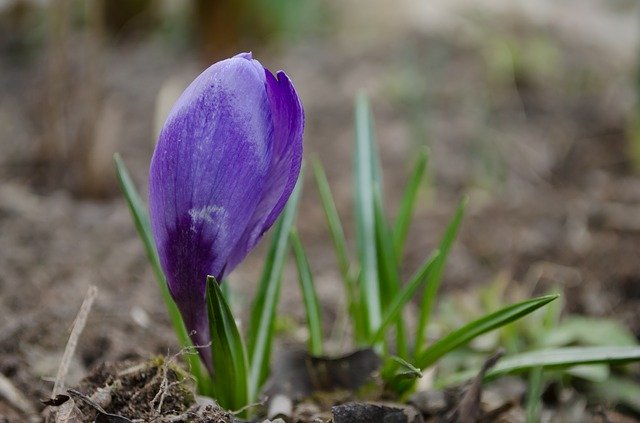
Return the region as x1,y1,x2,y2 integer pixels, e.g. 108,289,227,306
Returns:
1,1,640,422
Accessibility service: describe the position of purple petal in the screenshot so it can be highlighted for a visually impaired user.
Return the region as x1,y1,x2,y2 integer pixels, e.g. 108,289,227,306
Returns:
148,55,275,367
222,69,304,275
234,51,253,60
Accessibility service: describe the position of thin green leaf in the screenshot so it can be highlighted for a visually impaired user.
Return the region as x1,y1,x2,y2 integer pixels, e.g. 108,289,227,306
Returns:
438,350,634,389
312,158,363,341
384,355,423,382
542,317,638,348
372,184,407,356
485,346,640,380
393,149,428,259
290,230,324,356
396,355,422,377
414,196,468,358
311,158,352,284
113,154,209,391
247,179,302,402
221,280,232,304
354,92,382,338
565,364,609,382
416,295,559,371
373,188,396,310
369,250,440,346
592,376,640,414
206,276,249,413
525,367,543,423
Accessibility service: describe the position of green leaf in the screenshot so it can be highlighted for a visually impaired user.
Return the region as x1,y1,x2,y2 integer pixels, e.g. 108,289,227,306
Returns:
525,367,543,423
312,158,363,340
485,346,640,380
372,184,407,355
290,230,324,356
416,295,559,371
414,197,467,358
592,376,640,414
113,153,209,392
565,364,609,382
437,348,636,389
206,276,249,413
354,92,382,338
393,149,427,259
311,158,352,284
247,178,302,402
386,355,422,381
542,317,638,348
221,279,232,305
369,250,440,346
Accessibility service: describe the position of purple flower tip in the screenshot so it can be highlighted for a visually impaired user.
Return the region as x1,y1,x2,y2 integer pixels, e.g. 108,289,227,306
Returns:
235,52,253,60
149,54,304,372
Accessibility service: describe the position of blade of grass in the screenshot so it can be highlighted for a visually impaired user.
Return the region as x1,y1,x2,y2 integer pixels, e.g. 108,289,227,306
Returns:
113,154,208,391
416,294,559,371
354,92,382,338
386,355,422,381
311,158,351,283
414,196,468,358
525,367,543,423
372,184,407,356
206,276,249,414
438,346,640,388
221,279,232,304
369,249,440,346
247,179,302,402
485,346,640,380
592,376,640,414
393,149,428,259
312,158,363,341
290,229,324,356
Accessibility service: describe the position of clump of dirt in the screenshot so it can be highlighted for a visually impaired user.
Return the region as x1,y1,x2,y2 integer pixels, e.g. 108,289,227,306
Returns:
44,357,233,422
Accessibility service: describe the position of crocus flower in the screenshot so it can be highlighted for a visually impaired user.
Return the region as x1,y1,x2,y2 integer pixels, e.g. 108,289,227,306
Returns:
148,53,303,371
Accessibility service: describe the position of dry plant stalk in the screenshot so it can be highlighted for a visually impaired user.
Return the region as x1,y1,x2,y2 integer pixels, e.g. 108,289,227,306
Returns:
0,372,35,415
52,285,98,398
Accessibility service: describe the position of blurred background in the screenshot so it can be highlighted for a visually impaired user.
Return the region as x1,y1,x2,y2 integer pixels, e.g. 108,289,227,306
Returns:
1,0,640,419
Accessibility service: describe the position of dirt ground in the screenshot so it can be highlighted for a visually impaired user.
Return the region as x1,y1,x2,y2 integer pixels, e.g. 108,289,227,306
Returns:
1,1,640,421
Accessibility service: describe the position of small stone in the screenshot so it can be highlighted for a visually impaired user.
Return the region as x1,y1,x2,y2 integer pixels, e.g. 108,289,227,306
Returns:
410,390,447,415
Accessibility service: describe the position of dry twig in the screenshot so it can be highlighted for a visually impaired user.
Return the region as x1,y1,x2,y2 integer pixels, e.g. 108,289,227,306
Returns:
52,285,98,397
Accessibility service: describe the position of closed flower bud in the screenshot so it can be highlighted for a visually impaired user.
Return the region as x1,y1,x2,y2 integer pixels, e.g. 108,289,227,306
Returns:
149,52,303,371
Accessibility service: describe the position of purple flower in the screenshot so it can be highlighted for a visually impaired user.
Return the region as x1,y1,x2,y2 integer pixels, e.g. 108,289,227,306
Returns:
148,53,304,371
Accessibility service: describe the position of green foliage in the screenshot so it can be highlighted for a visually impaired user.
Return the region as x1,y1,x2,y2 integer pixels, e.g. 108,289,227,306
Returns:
354,93,383,340
368,250,439,346
434,278,640,408
294,93,640,405
312,158,363,341
525,367,544,423
415,295,558,372
413,197,467,359
393,149,428,259
297,95,556,393
290,230,324,356
372,184,407,356
592,376,640,414
298,94,559,396
542,317,638,348
247,179,302,402
485,346,640,380
205,276,249,413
